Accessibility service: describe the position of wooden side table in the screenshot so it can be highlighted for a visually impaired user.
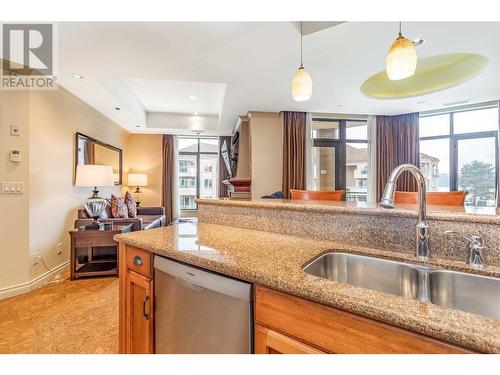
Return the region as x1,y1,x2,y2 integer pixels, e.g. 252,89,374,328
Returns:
69,223,133,280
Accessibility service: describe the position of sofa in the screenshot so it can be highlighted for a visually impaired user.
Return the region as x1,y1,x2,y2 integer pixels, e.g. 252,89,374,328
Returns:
75,205,166,231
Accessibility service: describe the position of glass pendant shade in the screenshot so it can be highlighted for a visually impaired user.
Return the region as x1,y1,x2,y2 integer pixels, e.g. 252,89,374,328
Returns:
386,35,417,80
292,66,313,101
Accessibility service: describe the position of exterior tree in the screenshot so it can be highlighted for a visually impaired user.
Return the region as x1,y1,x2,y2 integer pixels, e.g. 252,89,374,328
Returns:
458,160,495,206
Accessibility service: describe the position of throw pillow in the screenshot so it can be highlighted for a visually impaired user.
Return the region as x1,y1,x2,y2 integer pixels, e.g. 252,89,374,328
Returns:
110,194,128,218
124,191,137,218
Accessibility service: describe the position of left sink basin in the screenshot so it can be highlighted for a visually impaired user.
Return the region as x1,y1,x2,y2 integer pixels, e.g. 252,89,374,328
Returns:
303,252,424,299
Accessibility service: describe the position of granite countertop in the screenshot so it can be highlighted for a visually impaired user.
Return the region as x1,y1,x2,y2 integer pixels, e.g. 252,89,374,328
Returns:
115,221,500,353
197,198,500,224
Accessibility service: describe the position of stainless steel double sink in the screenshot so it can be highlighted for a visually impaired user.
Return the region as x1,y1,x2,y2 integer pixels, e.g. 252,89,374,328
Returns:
303,252,500,320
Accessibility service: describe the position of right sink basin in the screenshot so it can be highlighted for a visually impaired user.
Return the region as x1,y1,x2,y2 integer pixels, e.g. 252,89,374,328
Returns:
428,270,500,320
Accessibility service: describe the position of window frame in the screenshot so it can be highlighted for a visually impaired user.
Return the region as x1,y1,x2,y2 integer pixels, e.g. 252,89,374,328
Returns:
178,137,219,211
312,118,368,200
419,106,499,200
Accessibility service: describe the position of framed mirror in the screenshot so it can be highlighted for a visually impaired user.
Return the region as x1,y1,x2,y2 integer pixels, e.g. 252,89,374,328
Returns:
75,132,123,185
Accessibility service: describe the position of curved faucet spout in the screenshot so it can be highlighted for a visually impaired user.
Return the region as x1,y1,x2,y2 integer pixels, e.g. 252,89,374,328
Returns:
380,164,430,260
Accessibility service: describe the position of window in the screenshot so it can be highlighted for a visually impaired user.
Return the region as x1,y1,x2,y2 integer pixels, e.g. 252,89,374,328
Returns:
180,177,196,188
178,137,219,210
419,138,450,191
312,118,369,202
312,120,340,139
180,195,196,210
419,106,499,207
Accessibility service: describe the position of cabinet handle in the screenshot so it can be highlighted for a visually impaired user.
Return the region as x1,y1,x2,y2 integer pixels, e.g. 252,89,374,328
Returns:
142,294,150,320
133,256,143,266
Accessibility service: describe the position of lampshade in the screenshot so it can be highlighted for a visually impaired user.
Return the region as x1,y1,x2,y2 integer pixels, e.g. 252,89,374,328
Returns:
292,67,313,101
128,173,148,187
75,165,115,187
386,36,417,80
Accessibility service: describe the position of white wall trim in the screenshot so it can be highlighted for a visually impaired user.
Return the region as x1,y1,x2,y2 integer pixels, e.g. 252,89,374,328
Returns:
0,261,69,301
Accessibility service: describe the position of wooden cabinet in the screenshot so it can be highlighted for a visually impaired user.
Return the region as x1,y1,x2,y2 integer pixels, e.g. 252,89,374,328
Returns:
254,286,473,354
255,324,324,354
117,242,477,354
119,244,154,354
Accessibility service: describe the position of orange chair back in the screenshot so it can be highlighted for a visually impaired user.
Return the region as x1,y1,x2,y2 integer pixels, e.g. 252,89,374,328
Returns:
394,191,468,206
290,189,345,201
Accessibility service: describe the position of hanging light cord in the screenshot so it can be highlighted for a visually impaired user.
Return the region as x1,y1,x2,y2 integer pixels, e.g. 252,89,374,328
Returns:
398,21,402,38
300,21,303,69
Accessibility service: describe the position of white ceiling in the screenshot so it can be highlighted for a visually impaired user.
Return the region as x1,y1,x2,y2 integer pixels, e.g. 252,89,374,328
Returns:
121,78,226,114
56,22,500,135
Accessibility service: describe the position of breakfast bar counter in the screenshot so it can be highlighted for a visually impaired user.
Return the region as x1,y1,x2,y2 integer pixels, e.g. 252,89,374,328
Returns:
115,219,500,353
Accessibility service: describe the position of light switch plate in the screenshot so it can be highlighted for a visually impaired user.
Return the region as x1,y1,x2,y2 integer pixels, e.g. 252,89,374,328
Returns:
1,182,24,194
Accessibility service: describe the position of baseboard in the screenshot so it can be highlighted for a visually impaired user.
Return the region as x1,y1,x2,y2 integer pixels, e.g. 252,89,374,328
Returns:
0,261,69,301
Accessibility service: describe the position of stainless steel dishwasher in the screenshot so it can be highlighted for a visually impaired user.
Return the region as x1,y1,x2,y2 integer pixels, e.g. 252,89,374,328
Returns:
154,256,253,353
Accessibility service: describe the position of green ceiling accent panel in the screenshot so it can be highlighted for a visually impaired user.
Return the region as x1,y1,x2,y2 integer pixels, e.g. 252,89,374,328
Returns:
360,53,489,99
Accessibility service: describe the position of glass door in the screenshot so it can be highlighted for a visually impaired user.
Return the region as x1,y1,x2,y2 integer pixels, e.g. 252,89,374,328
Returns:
312,146,338,190
455,135,498,207
178,137,219,212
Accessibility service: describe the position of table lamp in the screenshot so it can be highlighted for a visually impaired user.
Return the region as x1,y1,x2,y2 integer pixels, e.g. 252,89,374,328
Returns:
128,173,148,206
75,164,115,229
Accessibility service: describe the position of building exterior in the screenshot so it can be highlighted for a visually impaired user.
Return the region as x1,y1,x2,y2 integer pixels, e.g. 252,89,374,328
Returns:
419,153,440,191
178,139,218,210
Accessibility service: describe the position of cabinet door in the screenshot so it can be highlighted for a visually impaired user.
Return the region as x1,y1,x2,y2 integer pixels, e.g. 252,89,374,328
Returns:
254,324,324,354
126,270,154,354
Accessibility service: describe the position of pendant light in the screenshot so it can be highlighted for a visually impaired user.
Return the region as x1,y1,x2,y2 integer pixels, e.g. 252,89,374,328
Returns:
386,21,417,81
292,22,313,101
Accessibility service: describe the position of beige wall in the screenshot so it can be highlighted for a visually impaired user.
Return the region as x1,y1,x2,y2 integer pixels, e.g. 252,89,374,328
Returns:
128,134,163,207
0,86,131,296
248,112,283,199
0,90,31,290
28,88,130,281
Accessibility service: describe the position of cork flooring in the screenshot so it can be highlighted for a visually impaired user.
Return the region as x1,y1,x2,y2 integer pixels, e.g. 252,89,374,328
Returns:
0,272,118,354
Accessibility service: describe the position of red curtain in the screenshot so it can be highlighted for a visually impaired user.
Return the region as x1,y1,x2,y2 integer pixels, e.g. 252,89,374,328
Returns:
282,111,306,198
376,112,420,201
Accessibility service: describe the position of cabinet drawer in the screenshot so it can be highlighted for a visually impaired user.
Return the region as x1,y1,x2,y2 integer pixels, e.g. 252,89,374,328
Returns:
126,246,153,278
255,324,324,354
254,286,472,354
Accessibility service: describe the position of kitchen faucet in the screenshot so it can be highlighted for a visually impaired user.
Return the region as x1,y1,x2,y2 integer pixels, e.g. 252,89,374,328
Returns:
380,164,430,260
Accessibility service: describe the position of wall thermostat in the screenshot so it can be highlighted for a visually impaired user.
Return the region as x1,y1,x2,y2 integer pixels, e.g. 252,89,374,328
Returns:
10,149,21,162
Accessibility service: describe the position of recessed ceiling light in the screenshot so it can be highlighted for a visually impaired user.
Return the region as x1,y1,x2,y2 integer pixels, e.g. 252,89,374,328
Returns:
189,96,197,100
417,100,426,104
413,38,425,46
194,112,198,116
338,104,343,107
71,73,83,79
